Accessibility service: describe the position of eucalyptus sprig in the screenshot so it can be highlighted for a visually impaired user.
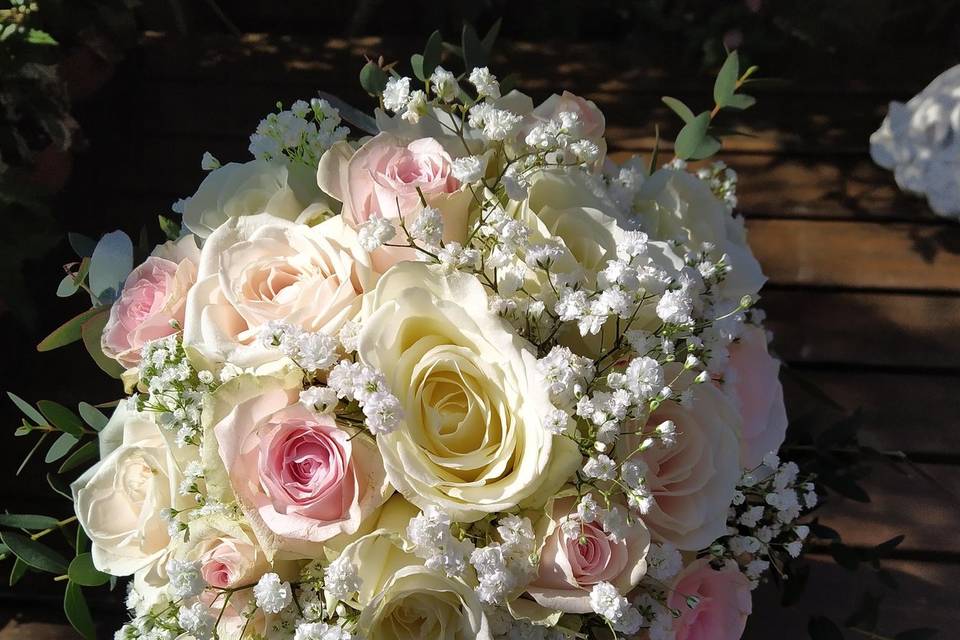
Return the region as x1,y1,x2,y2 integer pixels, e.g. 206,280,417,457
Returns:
662,50,759,161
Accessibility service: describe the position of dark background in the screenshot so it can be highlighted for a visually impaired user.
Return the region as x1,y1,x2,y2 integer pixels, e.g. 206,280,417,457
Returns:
2,0,960,636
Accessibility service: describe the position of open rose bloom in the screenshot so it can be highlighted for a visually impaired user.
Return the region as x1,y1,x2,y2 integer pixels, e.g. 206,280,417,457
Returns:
20,40,816,640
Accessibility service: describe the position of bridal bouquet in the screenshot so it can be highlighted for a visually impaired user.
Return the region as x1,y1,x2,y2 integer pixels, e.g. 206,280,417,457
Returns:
6,29,815,640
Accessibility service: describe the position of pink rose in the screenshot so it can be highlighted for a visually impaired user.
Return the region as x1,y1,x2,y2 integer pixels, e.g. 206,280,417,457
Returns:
620,381,741,550
669,559,752,640
528,91,607,167
101,236,200,368
318,133,471,271
214,385,392,557
199,535,264,589
724,325,788,469
527,495,649,614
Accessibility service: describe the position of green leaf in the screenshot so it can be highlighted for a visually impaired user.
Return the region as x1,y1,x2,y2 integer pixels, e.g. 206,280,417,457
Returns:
8,392,48,426
158,215,180,241
422,29,443,78
76,525,88,554
26,28,57,45
689,135,722,161
714,50,739,108
68,553,110,587
808,616,845,640
88,230,133,302
78,402,108,431
9,557,28,586
315,91,378,135
359,61,388,96
59,441,98,474
37,400,84,437
0,514,59,530
47,472,73,500
410,53,426,81
57,274,80,298
499,73,518,95
461,23,487,72
17,432,49,476
726,93,756,110
68,233,97,258
674,112,711,160
661,96,695,124
37,307,101,352
0,531,68,573
64,582,96,640
481,18,502,53
80,310,125,379
45,432,79,464
895,629,938,640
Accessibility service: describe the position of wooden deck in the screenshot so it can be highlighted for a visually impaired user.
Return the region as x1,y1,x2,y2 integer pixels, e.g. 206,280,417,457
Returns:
1,34,958,638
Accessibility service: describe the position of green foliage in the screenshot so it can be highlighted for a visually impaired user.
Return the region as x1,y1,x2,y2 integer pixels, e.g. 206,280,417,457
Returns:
64,581,96,640
7,391,48,426
37,400,84,437
44,432,79,463
158,214,180,241
80,308,125,378
662,49,758,161
68,553,110,587
88,230,133,304
77,402,108,431
36,307,102,351
359,60,388,96
0,530,68,573
58,441,97,473
0,514,59,530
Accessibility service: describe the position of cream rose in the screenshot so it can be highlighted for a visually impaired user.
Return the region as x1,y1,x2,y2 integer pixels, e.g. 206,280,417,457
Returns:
183,159,334,239
620,381,741,550
183,213,377,369
358,262,582,522
633,168,766,301
71,402,188,576
338,496,493,640
527,494,650,614
207,374,392,558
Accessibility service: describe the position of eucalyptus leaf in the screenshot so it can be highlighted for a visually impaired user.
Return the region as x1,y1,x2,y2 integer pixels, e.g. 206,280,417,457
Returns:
9,558,27,586
57,274,80,298
67,233,96,258
359,61,388,96
690,135,722,160
422,30,443,78
0,514,59,530
45,432,79,464
481,18,502,52
36,307,101,352
315,91,378,135
461,23,486,71
726,93,756,110
37,400,84,437
674,112,711,160
64,582,96,640
0,531,68,573
7,392,48,426
88,231,133,302
411,53,426,81
662,96,695,124
77,402,109,431
59,441,98,474
17,432,49,476
81,310,125,379
499,73,518,96
68,553,110,587
47,473,73,500
714,51,739,107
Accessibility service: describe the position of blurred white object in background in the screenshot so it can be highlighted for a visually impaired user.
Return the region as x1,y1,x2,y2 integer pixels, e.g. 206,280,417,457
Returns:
870,64,960,219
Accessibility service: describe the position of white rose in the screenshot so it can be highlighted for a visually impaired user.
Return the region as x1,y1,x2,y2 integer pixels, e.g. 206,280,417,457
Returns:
620,379,741,549
633,168,766,301
338,496,493,640
358,262,582,522
183,160,335,239
71,402,188,576
183,213,377,369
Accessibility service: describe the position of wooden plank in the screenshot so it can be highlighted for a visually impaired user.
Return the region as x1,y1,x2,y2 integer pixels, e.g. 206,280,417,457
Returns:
814,463,960,554
747,219,960,291
763,289,960,369
788,370,960,454
744,557,960,639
